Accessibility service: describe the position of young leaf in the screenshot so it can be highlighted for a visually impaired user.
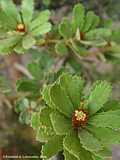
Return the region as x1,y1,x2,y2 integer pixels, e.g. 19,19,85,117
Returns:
112,28,120,43
22,34,36,49
41,135,63,159
86,28,112,40
73,3,85,31
90,15,100,30
59,73,84,108
31,22,51,36
59,18,73,39
19,110,31,125
87,81,112,115
50,111,72,135
78,129,103,152
30,10,51,30
21,0,34,26
55,41,68,56
15,98,29,113
50,83,74,118
83,11,99,32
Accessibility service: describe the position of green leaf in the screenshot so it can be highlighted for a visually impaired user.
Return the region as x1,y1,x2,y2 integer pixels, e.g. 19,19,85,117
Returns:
16,79,39,92
70,41,89,56
87,125,120,148
39,107,52,127
30,10,50,30
112,28,120,43
42,85,54,108
19,111,31,125
55,41,68,56
50,111,72,135
94,149,111,159
21,0,34,26
50,83,74,118
0,0,19,29
78,129,103,152
64,149,78,160
36,125,54,143
36,107,55,142
92,155,104,160
22,34,36,49
86,28,112,40
27,62,41,79
63,132,93,160
0,13,11,31
83,11,99,32
103,19,112,28
41,135,63,159
31,22,51,36
43,0,51,6
59,18,73,39
14,41,26,54
89,112,120,129
15,98,29,113
90,15,100,30
0,34,21,54
59,73,84,108
31,112,40,130
87,81,112,115
73,3,85,31
101,100,120,112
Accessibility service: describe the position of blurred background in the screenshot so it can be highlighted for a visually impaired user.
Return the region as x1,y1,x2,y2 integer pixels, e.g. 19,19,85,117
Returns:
0,0,120,159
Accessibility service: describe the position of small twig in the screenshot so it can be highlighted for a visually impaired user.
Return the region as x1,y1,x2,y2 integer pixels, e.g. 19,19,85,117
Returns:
50,56,68,73
0,93,13,109
14,63,34,79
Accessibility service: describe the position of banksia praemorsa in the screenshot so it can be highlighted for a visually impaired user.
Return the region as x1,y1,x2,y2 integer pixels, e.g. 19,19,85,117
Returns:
31,73,120,160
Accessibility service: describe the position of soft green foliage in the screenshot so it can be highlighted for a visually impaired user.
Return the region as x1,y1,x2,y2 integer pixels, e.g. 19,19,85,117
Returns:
0,1,119,63
86,81,112,115
15,98,37,125
55,41,68,56
59,18,73,39
41,135,63,159
73,3,85,31
30,73,120,159
59,3,108,42
16,50,54,99
0,0,51,54
57,3,113,58
1,1,120,159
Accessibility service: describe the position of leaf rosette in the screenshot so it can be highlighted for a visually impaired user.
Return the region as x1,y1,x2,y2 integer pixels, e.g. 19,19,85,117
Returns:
0,0,51,54
31,73,120,160
56,3,112,56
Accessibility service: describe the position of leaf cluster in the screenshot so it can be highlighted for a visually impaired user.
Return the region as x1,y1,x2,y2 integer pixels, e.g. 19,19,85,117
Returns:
0,0,51,54
31,73,120,160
